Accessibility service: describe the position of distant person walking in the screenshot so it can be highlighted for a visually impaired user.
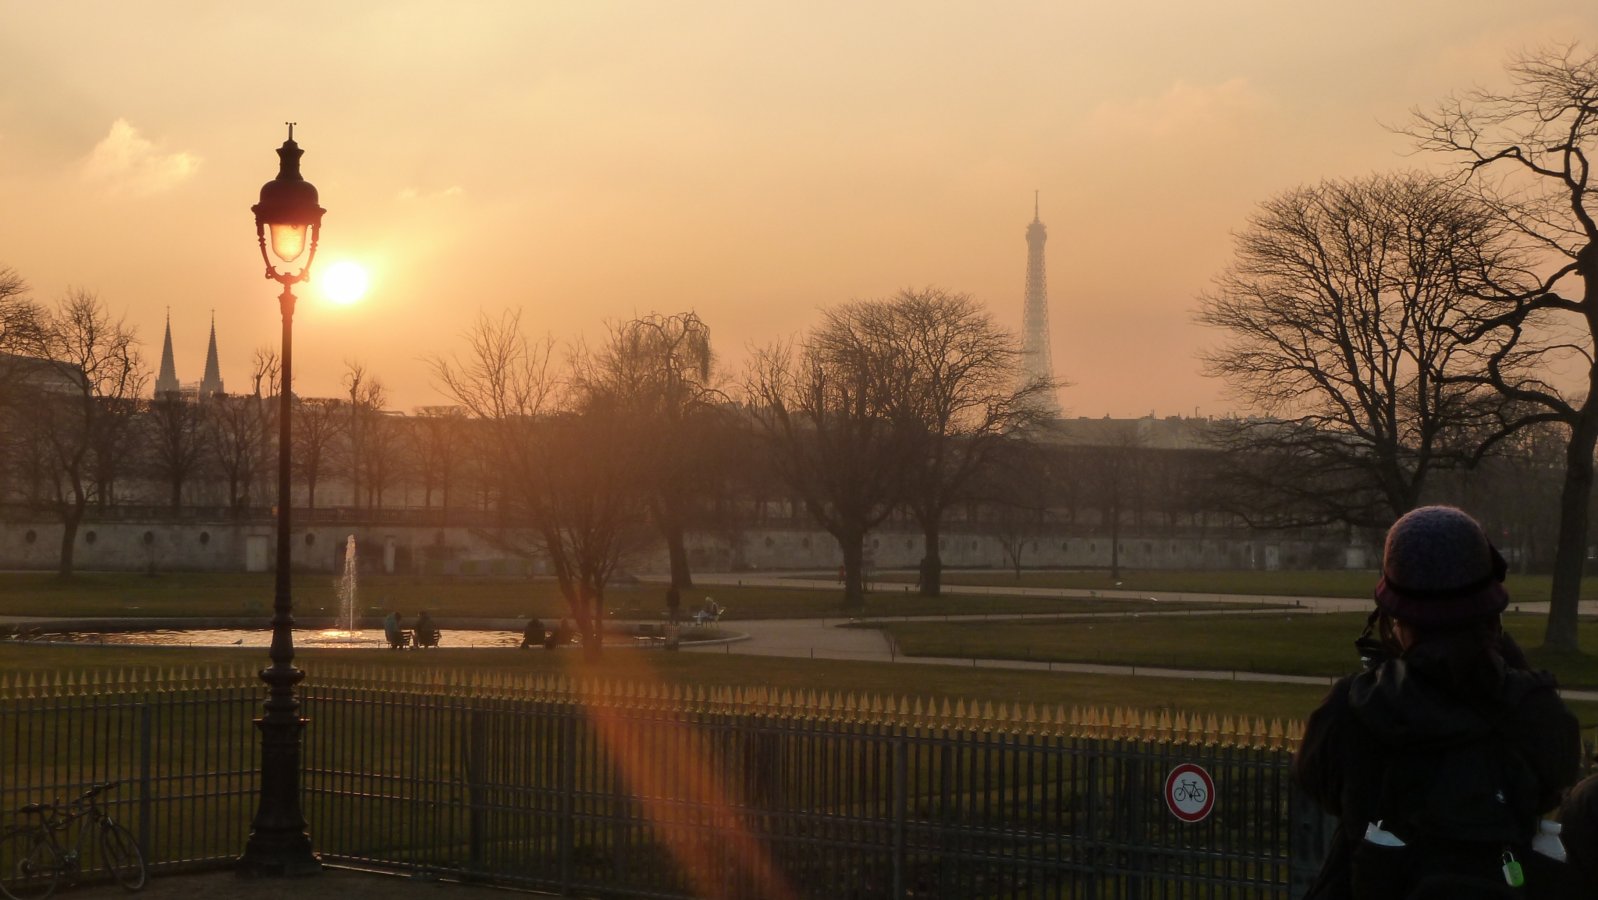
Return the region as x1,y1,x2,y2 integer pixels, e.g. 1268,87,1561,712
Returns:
1293,506,1582,898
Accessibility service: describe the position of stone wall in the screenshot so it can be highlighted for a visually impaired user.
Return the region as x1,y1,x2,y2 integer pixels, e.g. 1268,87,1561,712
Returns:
0,513,1363,575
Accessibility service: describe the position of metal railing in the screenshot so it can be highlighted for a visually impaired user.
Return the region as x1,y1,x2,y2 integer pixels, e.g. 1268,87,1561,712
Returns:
3,665,1326,897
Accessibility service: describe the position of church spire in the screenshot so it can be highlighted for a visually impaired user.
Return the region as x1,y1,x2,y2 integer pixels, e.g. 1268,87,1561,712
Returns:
154,308,181,397
200,312,224,398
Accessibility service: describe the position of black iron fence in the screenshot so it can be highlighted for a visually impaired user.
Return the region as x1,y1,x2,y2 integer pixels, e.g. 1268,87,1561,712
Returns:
3,665,1333,897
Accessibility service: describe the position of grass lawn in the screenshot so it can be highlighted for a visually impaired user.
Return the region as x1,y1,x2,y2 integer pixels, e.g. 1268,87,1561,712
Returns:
873,568,1598,602
0,571,1281,621
882,611,1598,687
0,640,1334,723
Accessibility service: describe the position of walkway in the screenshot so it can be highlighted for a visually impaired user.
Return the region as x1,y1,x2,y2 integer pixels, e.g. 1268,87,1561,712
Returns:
70,867,512,899
676,573,1598,703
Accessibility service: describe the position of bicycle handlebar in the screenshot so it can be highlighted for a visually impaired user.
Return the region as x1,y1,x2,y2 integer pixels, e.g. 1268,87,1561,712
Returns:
80,781,119,800
13,781,120,816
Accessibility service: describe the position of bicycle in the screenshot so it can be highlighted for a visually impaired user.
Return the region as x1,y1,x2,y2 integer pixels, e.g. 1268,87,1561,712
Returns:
1172,779,1206,804
1,781,146,899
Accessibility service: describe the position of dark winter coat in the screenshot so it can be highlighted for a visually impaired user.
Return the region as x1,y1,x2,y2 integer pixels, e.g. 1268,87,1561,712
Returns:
1293,633,1581,899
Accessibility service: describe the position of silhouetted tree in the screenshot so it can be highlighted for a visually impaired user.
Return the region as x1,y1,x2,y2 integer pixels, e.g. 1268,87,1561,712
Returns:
0,267,46,504
745,309,919,609
432,310,649,659
861,288,1052,596
143,394,207,509
411,405,466,512
1198,173,1523,528
205,349,278,511
341,361,391,508
578,312,723,589
31,290,146,574
292,396,344,511
1408,45,1598,651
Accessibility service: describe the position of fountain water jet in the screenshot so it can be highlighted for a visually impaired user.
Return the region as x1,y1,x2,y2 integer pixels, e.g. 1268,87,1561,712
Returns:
338,534,357,635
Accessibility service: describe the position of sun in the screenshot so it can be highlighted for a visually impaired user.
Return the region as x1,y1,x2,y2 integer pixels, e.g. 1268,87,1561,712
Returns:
320,261,369,305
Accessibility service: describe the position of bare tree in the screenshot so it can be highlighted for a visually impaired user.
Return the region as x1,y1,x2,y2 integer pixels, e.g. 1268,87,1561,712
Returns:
974,442,1053,580
143,394,207,509
432,310,649,658
206,394,270,510
31,290,146,574
293,396,344,511
745,310,919,610
0,268,47,504
205,348,278,511
578,312,723,589
1198,173,1524,528
1408,45,1598,651
0,267,44,358
861,288,1052,596
411,405,465,512
1084,425,1147,580
342,360,390,508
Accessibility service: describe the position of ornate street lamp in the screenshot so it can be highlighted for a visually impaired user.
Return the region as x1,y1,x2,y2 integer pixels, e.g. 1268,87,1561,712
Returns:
238,123,323,877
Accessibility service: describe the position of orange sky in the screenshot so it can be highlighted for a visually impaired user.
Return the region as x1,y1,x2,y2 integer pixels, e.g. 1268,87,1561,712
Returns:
2,2,1594,417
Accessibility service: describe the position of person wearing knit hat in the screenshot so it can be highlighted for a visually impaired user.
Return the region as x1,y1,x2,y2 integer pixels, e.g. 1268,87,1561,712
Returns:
1293,506,1582,899
1375,505,1509,629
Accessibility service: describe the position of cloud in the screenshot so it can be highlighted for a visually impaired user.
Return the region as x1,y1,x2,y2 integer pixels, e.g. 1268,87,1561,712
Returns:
396,185,465,202
80,119,201,196
1085,78,1269,140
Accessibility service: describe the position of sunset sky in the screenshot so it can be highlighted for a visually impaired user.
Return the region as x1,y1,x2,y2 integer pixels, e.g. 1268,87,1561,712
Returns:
2,2,1594,417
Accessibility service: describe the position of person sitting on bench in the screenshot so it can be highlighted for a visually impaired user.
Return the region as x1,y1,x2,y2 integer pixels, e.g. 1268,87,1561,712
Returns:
383,611,410,649
693,598,722,625
413,611,440,648
520,617,545,649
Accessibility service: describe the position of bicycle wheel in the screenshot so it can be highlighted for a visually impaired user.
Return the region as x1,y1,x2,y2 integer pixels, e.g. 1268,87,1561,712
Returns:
0,828,60,900
98,822,145,892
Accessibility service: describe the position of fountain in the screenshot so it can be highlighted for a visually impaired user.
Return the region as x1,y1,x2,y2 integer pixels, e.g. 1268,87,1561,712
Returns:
309,534,370,644
338,534,357,635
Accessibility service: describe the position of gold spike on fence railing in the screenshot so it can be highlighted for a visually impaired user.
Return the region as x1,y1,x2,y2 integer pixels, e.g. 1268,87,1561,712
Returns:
0,665,1309,745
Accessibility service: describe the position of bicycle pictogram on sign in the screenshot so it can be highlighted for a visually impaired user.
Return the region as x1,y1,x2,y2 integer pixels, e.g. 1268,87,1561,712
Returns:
1164,763,1215,822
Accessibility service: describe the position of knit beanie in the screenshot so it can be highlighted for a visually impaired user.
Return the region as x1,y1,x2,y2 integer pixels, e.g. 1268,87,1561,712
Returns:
1374,506,1507,628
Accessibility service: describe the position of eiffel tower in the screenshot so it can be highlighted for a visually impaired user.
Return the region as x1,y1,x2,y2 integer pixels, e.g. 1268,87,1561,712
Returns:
1022,192,1060,417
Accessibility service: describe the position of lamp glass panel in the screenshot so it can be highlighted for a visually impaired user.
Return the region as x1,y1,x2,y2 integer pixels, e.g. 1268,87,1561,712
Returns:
269,223,307,263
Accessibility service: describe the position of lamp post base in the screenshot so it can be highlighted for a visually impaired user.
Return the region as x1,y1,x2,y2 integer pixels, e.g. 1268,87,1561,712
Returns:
237,838,322,878
238,709,320,878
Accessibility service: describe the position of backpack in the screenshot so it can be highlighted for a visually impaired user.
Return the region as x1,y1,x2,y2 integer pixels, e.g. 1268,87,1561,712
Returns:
1347,720,1570,899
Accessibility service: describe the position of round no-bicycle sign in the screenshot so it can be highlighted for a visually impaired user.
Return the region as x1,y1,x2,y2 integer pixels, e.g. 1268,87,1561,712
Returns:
1164,763,1215,823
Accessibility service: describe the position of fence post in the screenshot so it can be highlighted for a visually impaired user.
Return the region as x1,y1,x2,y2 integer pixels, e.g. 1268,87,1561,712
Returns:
938,742,953,891
138,702,153,860
558,709,575,894
892,736,907,899
466,706,487,874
